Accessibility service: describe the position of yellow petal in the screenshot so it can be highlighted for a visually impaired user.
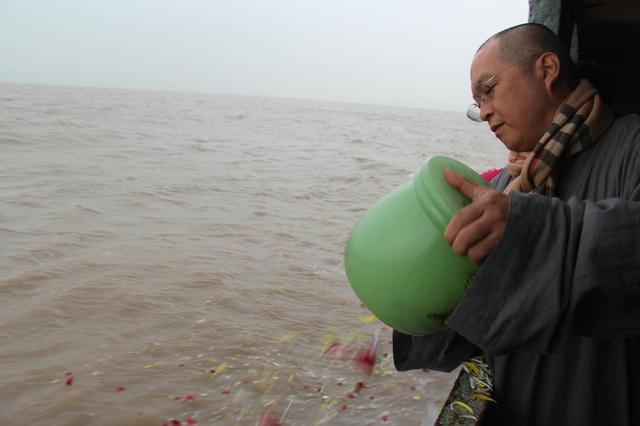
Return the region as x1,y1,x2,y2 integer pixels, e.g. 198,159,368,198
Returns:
359,315,378,325
346,331,367,342
463,361,480,375
320,331,338,355
277,332,298,343
472,393,497,403
209,361,229,380
450,401,474,414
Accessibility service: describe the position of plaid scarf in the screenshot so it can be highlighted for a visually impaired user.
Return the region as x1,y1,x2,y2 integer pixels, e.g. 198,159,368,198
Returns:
504,79,614,195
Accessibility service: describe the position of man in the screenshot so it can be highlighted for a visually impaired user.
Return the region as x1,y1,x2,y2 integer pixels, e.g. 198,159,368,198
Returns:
394,23,640,425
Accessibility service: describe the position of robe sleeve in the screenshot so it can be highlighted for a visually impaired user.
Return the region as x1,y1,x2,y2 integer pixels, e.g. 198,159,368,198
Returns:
393,328,480,372
446,190,640,356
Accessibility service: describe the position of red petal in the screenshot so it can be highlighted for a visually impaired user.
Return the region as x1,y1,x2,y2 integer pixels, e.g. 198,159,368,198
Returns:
354,349,376,375
258,410,282,426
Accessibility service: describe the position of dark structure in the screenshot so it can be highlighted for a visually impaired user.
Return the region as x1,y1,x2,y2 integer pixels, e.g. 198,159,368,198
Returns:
530,0,640,115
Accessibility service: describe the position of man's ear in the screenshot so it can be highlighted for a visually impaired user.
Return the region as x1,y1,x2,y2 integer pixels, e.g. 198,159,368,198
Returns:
539,52,561,93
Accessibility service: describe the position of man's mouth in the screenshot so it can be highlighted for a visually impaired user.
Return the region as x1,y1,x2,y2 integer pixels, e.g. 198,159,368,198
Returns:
490,123,503,133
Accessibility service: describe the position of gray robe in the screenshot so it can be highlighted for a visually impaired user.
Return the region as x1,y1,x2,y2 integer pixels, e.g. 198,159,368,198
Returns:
394,114,640,425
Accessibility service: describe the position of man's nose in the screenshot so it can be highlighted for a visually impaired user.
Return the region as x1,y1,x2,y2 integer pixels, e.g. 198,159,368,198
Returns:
479,100,493,122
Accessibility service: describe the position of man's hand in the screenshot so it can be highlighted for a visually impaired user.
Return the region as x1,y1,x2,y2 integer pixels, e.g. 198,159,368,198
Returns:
443,168,509,264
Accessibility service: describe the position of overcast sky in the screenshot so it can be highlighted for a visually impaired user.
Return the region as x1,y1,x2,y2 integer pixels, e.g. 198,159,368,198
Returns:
0,1,528,111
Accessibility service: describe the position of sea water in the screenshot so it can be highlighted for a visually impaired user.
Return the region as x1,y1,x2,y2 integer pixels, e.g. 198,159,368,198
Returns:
0,82,505,425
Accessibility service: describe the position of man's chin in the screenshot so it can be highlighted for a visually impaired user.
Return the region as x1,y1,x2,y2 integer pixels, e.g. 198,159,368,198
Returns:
499,138,521,152
495,134,510,147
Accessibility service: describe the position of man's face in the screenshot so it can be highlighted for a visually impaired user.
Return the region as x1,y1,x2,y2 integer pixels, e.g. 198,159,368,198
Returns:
470,40,551,152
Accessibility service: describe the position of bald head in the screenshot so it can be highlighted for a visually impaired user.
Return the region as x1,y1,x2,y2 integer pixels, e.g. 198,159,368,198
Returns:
478,23,577,91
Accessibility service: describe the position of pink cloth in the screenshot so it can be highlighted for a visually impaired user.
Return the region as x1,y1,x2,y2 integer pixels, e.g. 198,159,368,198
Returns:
480,168,503,182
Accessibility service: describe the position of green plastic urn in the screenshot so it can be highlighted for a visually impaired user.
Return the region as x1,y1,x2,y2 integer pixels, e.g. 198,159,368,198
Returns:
344,156,492,336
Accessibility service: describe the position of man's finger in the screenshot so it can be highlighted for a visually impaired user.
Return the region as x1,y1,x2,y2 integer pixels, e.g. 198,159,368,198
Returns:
444,203,482,246
444,167,487,200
